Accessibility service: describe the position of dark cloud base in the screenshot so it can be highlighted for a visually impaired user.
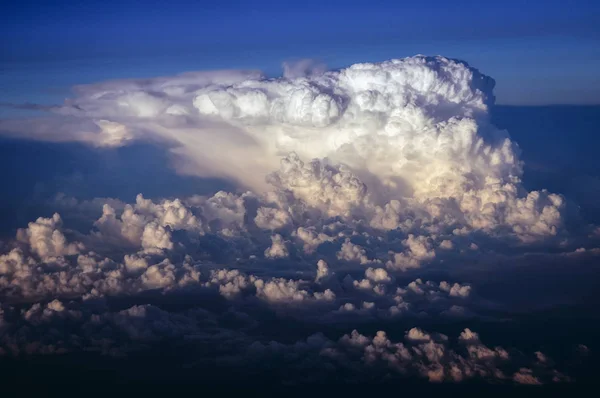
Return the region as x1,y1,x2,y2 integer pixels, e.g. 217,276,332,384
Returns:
1,290,598,389
0,343,595,396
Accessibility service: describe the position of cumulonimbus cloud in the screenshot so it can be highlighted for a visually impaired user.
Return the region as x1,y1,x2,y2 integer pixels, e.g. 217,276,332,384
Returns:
0,55,597,384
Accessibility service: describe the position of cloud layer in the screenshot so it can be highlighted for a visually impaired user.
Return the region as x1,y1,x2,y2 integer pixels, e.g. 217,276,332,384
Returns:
0,55,598,385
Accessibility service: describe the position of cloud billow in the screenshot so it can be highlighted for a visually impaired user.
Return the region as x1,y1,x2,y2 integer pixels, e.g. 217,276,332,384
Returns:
0,55,597,385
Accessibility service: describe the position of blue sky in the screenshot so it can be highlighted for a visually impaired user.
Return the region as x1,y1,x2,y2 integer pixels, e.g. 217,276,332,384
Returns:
1,0,599,107
2,2,600,387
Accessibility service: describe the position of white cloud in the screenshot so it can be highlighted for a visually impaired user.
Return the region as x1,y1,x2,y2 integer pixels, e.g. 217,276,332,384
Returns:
254,207,291,230
337,239,372,264
315,259,330,282
387,235,435,271
0,54,594,384
0,55,572,243
264,234,289,258
16,213,83,260
295,227,333,254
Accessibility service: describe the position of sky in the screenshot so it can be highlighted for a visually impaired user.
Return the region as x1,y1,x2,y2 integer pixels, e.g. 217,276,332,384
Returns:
1,0,600,107
1,0,600,391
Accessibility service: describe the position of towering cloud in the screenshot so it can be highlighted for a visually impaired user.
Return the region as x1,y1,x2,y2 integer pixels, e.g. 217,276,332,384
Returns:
0,55,596,385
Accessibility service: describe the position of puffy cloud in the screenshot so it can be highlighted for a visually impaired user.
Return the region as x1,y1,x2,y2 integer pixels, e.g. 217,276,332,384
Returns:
365,267,391,283
352,268,392,296
439,281,472,298
439,239,454,249
315,259,330,282
337,239,373,264
254,207,292,230
123,254,149,273
317,327,563,384
386,235,435,271
0,203,587,385
264,234,289,259
0,295,569,386
267,153,368,218
139,196,202,232
16,213,83,259
208,269,254,299
0,55,574,244
141,222,173,252
295,227,333,254
0,54,595,385
513,368,542,385
254,277,335,303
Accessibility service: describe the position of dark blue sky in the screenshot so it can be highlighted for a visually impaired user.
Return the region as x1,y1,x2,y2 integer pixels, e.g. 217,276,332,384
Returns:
1,0,599,105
